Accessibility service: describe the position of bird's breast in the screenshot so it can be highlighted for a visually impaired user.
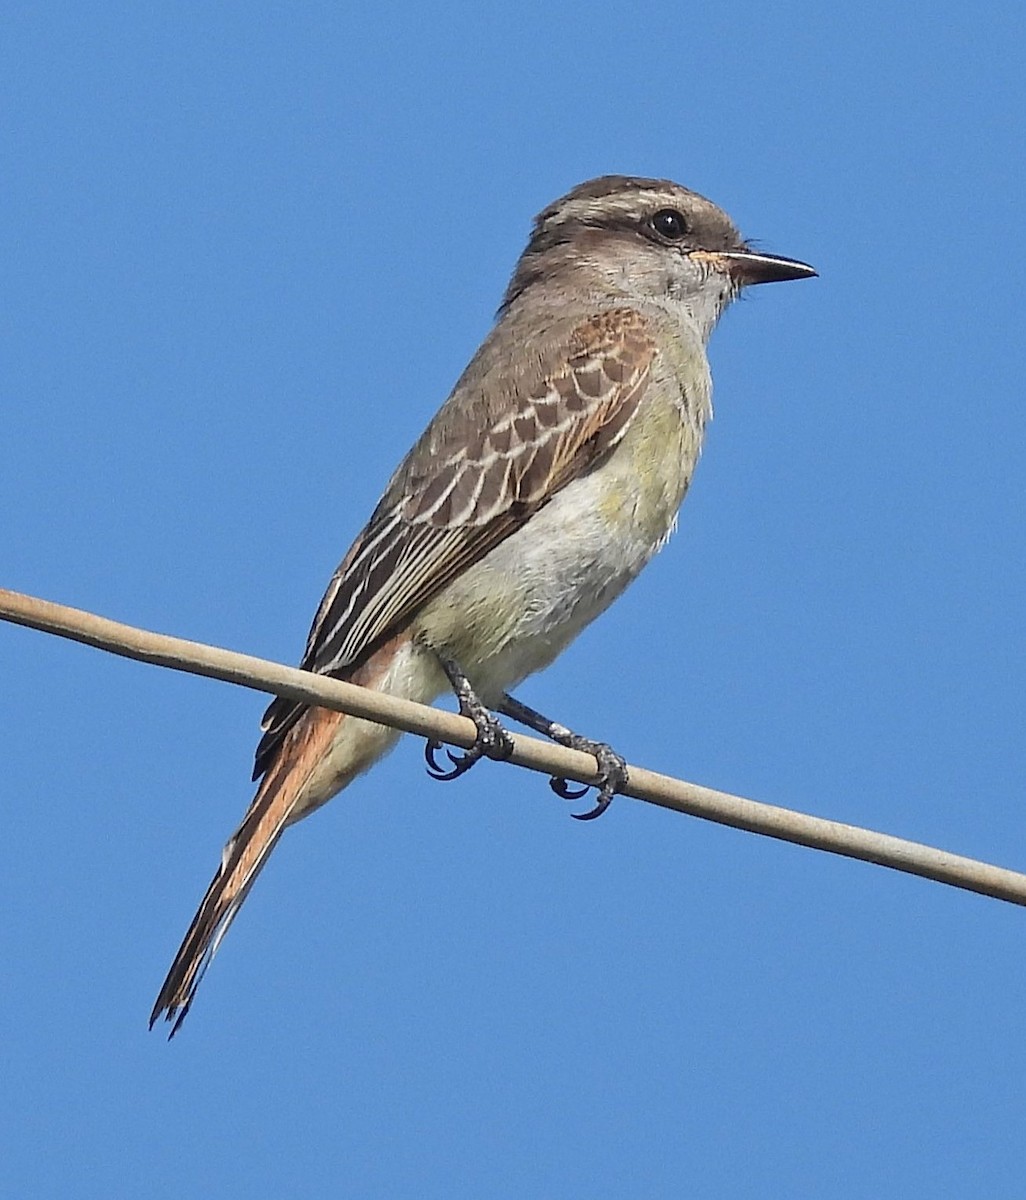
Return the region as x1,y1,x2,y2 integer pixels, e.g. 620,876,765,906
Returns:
413,374,705,699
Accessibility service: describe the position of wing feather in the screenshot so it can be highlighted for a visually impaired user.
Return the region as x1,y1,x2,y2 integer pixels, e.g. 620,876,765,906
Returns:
254,308,657,779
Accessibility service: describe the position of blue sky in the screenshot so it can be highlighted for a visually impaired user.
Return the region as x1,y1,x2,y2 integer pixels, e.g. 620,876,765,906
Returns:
2,2,1025,1196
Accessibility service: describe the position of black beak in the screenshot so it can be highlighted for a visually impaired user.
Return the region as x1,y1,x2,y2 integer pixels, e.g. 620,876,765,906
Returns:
715,249,818,286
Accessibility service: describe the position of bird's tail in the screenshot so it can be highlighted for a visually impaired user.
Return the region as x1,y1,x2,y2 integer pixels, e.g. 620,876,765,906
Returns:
149,705,349,1036
150,632,432,1036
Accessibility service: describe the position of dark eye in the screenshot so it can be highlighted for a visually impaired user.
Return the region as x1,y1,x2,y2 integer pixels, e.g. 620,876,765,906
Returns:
651,209,689,240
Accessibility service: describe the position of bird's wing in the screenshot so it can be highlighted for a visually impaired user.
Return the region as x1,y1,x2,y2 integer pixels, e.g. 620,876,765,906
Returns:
254,307,657,778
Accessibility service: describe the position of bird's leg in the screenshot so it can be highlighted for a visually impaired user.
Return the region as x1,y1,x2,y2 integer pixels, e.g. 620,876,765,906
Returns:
498,693,628,820
424,655,515,782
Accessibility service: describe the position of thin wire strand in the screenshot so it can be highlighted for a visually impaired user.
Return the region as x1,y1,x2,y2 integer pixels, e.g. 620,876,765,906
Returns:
2,585,1025,907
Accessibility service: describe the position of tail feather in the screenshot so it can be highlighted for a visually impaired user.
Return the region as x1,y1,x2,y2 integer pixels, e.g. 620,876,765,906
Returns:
151,630,419,1036
150,707,345,1036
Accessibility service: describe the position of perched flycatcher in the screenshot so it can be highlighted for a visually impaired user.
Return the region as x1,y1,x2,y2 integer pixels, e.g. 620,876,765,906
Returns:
152,175,815,1033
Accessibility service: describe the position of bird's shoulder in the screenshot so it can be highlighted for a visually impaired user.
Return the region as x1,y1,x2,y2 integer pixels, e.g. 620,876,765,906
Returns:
380,303,661,519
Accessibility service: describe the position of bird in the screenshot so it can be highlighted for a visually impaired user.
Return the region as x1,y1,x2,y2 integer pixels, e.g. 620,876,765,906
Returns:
151,174,815,1034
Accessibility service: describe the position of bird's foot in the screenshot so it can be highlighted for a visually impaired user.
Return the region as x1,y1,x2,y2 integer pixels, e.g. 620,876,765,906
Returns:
549,735,628,820
425,657,514,782
498,694,628,819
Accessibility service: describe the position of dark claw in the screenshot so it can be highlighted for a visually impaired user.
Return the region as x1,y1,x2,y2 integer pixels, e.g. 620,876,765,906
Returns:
430,655,514,784
563,742,628,821
496,692,629,821
570,789,616,821
549,776,590,801
425,738,480,781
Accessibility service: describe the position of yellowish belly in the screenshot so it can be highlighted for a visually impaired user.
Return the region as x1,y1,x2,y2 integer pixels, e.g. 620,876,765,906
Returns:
413,387,704,700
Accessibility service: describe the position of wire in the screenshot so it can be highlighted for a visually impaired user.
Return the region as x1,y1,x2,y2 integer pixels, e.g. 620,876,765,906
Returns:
2,585,1025,908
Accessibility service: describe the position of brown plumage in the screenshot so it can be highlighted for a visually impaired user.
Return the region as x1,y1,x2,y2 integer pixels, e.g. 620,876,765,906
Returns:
151,310,655,1035
150,175,814,1034
151,634,412,1034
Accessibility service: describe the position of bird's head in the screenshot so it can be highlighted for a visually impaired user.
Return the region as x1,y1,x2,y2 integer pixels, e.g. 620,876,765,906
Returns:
502,175,816,336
